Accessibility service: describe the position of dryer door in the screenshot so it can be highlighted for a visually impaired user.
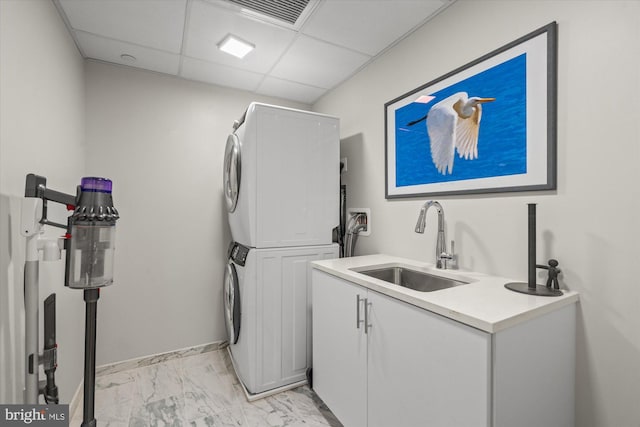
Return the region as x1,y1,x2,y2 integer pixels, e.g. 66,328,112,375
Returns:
223,261,241,344
223,133,241,213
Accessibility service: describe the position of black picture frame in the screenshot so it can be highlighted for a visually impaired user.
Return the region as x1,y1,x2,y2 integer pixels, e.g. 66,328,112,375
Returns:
384,22,557,199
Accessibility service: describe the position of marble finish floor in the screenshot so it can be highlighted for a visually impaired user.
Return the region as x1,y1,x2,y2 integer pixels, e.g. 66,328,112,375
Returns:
70,348,342,426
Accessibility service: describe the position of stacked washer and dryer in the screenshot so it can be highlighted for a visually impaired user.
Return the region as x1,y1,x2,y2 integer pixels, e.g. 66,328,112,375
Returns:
223,103,339,400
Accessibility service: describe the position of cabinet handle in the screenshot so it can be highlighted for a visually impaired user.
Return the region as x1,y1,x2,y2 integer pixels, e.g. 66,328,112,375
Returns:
356,294,363,329
364,298,371,334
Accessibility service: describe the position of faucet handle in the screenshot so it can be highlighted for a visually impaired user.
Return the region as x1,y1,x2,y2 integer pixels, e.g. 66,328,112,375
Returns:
439,240,457,270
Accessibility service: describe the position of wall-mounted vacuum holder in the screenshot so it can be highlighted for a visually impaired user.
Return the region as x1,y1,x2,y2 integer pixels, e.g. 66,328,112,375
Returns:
505,204,563,297
21,174,119,427
21,174,77,405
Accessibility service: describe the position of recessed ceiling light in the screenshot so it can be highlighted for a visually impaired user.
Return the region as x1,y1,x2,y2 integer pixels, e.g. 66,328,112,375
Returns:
217,34,255,59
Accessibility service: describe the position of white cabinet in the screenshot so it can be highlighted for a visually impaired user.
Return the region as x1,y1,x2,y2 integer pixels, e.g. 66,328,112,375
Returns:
312,270,490,427
312,269,576,427
366,290,490,427
312,271,367,427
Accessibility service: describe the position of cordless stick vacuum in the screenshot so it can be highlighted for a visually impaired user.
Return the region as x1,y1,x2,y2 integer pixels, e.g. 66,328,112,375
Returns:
66,177,119,427
22,174,119,427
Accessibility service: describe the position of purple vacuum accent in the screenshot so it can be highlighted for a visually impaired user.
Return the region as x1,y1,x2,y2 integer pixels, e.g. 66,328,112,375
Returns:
81,177,112,193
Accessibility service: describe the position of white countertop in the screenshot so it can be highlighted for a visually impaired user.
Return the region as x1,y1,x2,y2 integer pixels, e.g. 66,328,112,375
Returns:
311,254,579,333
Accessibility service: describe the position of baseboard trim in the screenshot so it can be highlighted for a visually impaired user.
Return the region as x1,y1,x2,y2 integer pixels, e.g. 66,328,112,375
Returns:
94,341,226,377
69,380,83,421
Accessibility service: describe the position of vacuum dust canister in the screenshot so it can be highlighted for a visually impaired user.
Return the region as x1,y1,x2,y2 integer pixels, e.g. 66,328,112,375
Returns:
65,177,120,289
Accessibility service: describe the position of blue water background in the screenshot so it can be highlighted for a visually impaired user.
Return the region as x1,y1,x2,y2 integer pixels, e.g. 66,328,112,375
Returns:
395,54,527,186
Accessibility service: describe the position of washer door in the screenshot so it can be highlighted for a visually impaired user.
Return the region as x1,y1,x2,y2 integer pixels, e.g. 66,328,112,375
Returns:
223,261,241,344
223,134,241,213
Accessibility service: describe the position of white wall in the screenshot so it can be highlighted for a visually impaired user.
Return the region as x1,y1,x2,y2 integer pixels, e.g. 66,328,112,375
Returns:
313,1,640,426
0,0,86,403
84,61,308,365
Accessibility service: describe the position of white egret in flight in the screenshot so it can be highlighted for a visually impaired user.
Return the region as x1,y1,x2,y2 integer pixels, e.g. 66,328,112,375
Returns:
407,92,495,175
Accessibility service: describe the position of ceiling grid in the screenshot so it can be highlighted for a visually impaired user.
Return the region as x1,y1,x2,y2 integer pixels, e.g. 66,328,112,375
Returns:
55,0,454,104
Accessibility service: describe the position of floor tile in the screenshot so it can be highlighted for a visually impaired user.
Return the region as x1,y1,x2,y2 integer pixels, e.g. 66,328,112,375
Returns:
74,348,341,426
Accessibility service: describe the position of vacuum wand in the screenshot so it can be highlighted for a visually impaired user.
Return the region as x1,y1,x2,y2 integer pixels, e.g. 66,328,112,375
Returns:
82,289,100,427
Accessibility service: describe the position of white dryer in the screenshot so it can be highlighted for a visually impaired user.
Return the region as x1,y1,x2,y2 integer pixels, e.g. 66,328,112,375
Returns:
224,103,339,249
224,241,339,399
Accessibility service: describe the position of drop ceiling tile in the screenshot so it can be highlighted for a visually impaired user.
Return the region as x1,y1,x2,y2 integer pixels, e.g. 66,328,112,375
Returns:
180,57,264,92
270,35,370,89
54,0,453,104
301,0,447,56
256,77,326,104
59,0,186,53
183,0,297,74
76,31,180,75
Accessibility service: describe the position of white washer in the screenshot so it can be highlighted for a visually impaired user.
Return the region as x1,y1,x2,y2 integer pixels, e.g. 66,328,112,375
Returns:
224,242,339,399
224,103,339,249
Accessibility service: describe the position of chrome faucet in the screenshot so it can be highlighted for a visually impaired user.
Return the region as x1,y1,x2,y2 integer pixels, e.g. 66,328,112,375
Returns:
415,201,455,269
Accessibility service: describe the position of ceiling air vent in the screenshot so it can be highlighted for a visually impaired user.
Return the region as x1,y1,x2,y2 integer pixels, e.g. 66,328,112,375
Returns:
227,0,311,25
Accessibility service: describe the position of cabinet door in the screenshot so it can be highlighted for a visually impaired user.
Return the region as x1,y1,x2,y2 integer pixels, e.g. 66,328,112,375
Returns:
367,291,491,427
312,270,367,427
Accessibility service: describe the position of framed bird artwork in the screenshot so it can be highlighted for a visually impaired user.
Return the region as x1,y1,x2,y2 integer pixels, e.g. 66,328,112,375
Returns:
384,22,557,198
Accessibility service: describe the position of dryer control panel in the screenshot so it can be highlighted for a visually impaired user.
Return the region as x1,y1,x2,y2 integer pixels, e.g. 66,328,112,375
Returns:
228,241,250,266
